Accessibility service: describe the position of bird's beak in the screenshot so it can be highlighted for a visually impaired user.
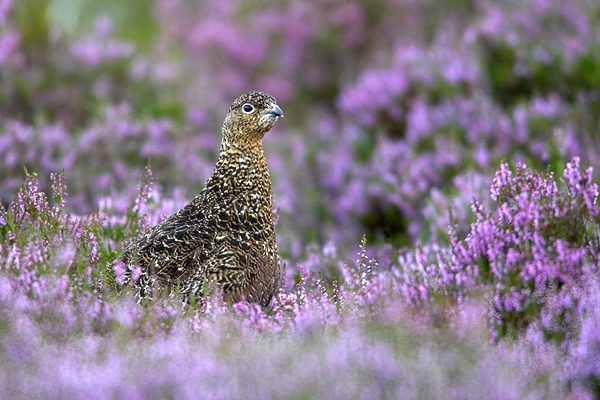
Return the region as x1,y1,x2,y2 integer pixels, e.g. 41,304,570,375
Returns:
266,105,284,118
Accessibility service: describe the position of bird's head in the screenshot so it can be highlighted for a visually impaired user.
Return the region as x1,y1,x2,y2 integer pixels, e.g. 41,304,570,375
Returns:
221,91,283,149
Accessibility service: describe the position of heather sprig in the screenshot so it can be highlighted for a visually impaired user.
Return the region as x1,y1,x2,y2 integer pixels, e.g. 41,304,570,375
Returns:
0,171,111,297
409,158,600,343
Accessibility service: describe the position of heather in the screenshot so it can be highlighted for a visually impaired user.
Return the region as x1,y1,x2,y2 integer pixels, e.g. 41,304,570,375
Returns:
2,0,600,398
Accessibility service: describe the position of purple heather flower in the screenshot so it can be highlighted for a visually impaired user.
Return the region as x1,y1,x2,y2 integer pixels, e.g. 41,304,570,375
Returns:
70,15,134,67
0,29,20,65
405,99,432,141
113,261,127,285
0,0,11,23
337,69,408,125
131,265,142,283
480,6,505,36
187,107,210,127
530,95,563,118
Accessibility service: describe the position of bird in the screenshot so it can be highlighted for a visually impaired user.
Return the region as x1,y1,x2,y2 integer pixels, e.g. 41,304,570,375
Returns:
116,91,283,307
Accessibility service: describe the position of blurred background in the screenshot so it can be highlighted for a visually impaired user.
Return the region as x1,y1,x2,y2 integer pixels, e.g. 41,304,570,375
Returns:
1,0,600,265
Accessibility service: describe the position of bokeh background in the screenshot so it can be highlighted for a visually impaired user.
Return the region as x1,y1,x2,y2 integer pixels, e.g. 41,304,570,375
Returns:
1,0,600,397
3,0,600,256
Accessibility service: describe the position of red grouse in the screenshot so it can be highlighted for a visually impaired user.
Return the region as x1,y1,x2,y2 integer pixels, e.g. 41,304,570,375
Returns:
117,91,283,307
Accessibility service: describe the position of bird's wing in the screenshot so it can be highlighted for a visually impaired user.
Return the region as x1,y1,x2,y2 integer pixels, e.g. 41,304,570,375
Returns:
130,186,251,279
125,192,217,281
174,233,246,301
176,192,261,296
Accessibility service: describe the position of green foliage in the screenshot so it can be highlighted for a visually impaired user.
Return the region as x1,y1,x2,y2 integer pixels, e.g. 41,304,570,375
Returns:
481,41,529,106
362,204,411,248
14,0,50,50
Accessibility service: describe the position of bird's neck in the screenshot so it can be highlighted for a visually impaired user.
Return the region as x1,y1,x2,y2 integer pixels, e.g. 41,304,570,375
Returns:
211,139,271,194
218,137,265,157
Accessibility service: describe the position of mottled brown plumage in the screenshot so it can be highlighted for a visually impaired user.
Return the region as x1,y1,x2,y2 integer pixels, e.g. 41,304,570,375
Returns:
117,91,282,307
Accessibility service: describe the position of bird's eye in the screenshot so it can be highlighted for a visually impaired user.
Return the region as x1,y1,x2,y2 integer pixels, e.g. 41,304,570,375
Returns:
242,104,254,113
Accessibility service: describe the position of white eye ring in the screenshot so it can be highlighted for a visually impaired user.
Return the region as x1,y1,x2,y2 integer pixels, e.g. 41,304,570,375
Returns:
242,103,254,114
